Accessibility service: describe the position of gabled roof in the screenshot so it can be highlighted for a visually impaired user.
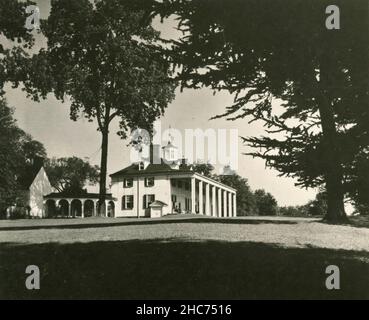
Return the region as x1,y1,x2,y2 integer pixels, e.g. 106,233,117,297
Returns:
149,200,168,207
110,161,192,177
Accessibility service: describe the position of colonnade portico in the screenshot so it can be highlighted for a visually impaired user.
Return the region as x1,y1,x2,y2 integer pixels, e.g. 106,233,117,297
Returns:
43,193,116,218
190,173,237,217
56,198,101,218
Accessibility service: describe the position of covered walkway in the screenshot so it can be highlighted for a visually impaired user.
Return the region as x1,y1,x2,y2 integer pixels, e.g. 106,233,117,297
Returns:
43,193,116,218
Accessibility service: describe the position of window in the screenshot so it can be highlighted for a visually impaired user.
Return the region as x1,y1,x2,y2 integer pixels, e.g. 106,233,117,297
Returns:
177,181,183,188
123,178,133,188
145,177,155,187
185,182,190,191
171,194,177,203
143,194,155,209
121,195,134,210
171,180,177,187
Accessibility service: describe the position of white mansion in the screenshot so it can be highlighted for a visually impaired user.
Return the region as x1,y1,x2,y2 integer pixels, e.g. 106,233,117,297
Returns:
21,141,237,219
110,142,237,218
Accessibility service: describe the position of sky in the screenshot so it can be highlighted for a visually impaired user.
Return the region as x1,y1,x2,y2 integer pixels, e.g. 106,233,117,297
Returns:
4,0,317,206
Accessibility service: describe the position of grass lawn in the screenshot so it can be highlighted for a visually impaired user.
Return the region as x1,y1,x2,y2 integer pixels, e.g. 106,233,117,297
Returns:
0,215,368,299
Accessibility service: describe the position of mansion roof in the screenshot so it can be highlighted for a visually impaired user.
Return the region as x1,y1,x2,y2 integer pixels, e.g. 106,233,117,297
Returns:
110,162,192,177
110,161,237,193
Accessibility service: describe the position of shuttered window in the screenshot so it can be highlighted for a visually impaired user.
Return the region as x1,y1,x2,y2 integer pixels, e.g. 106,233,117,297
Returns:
143,194,155,209
123,178,133,188
145,177,155,187
121,195,134,210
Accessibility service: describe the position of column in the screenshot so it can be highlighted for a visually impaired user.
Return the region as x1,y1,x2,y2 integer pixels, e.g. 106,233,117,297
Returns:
228,192,232,218
67,200,71,217
217,188,222,217
103,201,107,217
93,200,97,216
42,201,46,218
223,190,227,217
191,177,196,214
205,183,210,216
233,194,237,217
81,200,85,218
198,180,203,215
56,199,60,216
211,186,216,217
73,201,77,217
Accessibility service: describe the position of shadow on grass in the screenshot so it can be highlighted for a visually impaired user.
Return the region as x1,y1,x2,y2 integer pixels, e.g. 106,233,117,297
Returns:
347,216,369,229
0,239,368,299
0,217,298,232
317,215,369,229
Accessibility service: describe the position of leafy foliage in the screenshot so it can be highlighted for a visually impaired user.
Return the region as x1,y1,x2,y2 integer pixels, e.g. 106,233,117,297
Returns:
0,99,46,215
25,0,176,211
306,191,328,216
253,189,278,216
279,190,328,217
45,157,100,193
191,162,273,216
191,162,215,177
0,0,37,95
153,0,369,221
217,173,257,216
345,149,369,214
31,0,176,136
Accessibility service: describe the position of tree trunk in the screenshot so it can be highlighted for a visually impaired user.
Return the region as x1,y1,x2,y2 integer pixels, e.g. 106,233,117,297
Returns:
98,127,109,216
317,89,347,223
324,156,347,222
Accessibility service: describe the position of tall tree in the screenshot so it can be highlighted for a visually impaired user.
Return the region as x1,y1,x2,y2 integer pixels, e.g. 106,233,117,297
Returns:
191,161,215,178
253,189,278,216
0,98,47,214
305,189,329,216
155,0,369,222
0,0,36,95
0,99,19,212
45,157,100,193
346,149,369,215
27,0,176,214
218,173,257,216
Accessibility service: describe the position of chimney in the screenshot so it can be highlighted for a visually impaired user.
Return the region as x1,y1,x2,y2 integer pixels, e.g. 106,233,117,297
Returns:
150,143,161,164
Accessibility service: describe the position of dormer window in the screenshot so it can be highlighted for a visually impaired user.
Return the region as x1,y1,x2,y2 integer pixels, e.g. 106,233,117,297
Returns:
139,162,145,170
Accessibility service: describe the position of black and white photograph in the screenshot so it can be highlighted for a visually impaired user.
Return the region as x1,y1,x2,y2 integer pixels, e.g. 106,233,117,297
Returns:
0,0,368,303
